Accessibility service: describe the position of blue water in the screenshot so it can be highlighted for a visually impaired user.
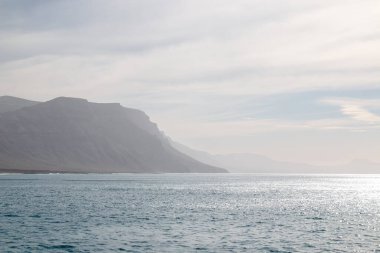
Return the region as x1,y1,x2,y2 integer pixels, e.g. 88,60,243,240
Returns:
0,174,379,252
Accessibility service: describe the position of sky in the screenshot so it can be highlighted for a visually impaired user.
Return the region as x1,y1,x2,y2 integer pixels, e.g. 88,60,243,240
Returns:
0,0,379,165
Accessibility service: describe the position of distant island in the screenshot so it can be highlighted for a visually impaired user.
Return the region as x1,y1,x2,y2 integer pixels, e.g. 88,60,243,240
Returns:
0,96,226,173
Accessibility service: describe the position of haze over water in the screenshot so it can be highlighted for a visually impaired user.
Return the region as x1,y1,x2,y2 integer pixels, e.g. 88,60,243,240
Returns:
1,174,379,252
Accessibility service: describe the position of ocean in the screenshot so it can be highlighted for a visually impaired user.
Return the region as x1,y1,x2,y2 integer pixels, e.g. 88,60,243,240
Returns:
0,173,379,252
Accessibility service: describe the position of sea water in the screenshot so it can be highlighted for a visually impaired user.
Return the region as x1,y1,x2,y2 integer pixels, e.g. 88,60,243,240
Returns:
0,173,379,252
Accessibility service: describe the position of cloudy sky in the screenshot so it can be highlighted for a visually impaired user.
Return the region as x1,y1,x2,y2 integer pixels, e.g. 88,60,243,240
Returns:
1,0,379,165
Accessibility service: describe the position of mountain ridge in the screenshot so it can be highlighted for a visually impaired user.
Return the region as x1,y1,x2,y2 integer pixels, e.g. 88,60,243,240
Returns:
0,95,40,114
0,96,226,173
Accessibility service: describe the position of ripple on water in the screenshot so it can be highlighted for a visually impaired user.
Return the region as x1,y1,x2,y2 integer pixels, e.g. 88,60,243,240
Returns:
0,174,380,252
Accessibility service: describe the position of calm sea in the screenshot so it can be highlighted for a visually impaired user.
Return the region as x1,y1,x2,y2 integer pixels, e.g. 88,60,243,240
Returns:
0,174,379,252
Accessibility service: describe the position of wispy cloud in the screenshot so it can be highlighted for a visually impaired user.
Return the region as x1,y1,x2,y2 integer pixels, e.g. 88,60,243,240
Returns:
340,105,380,123
322,98,380,123
0,0,379,100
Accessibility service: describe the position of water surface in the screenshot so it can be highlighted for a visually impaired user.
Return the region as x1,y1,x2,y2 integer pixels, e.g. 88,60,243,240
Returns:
1,174,379,252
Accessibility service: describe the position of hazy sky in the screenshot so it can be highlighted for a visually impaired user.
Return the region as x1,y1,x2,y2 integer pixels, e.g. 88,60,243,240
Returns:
1,0,379,164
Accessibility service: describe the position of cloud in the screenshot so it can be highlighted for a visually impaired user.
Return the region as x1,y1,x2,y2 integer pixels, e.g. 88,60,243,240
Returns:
1,0,380,163
322,98,380,123
0,0,379,97
340,105,380,123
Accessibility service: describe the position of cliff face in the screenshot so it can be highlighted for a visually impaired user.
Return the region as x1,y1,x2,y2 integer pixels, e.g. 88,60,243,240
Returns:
0,97,226,173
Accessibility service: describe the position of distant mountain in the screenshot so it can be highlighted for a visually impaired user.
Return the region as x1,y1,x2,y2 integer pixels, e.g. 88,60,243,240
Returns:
330,159,380,174
171,141,380,174
171,141,320,173
0,96,40,113
0,96,226,173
